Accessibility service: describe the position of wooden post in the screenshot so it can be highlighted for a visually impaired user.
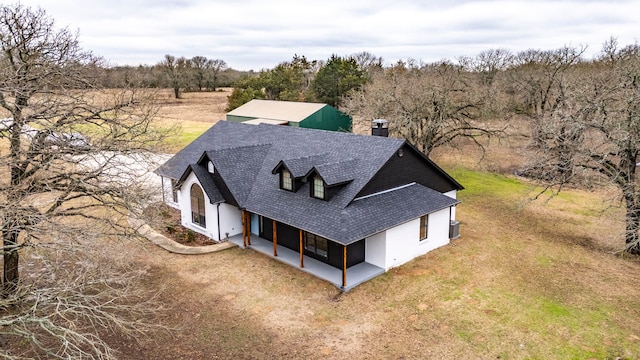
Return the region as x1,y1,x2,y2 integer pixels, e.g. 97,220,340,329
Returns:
241,211,247,248
272,219,277,257
342,245,347,289
246,212,251,246
272,219,277,256
299,230,304,268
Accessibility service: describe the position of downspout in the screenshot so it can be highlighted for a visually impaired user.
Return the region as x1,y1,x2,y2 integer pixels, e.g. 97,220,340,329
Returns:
216,203,221,241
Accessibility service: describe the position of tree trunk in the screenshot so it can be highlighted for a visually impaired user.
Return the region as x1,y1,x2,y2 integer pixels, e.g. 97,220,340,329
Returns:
173,86,179,99
3,229,19,294
625,196,640,254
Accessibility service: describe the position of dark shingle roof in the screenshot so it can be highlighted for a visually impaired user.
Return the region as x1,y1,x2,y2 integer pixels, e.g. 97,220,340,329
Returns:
310,159,358,186
274,154,328,178
179,164,225,204
205,144,271,207
157,121,461,245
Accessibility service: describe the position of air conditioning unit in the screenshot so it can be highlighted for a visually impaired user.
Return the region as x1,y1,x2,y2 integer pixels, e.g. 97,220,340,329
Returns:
449,220,460,240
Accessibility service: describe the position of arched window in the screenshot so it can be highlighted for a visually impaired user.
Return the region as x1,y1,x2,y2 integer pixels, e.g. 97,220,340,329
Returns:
190,183,206,227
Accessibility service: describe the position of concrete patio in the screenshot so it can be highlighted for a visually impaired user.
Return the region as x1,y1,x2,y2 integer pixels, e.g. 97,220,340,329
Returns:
228,233,384,291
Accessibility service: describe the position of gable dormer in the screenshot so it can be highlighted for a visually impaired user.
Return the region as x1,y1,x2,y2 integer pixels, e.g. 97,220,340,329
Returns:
272,154,328,192
303,159,357,201
272,162,302,192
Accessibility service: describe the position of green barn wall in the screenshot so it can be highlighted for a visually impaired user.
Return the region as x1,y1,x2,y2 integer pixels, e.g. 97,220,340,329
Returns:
299,106,352,132
226,115,255,123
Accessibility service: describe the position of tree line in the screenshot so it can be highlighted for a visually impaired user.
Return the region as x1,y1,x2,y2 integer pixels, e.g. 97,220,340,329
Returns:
100,57,245,92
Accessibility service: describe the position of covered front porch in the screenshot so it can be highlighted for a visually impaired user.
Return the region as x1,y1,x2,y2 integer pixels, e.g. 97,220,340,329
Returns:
228,232,384,292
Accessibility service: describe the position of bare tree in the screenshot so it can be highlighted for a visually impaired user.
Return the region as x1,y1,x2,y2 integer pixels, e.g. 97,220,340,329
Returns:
519,41,640,253
351,51,384,76
343,60,501,155
208,58,227,91
159,54,191,98
191,55,210,91
508,47,585,142
0,4,167,358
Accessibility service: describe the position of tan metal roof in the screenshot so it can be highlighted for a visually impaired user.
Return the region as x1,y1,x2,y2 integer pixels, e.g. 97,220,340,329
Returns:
227,99,326,122
242,118,288,125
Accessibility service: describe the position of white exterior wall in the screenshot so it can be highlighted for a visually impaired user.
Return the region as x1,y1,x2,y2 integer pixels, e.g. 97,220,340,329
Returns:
444,190,457,220
366,207,453,271
161,176,180,209
178,173,220,241
218,203,243,240
365,232,386,268
384,218,421,270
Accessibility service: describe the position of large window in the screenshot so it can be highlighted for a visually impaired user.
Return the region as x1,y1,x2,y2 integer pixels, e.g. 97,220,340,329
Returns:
190,183,206,227
312,176,325,199
420,215,429,241
281,169,293,191
305,232,328,258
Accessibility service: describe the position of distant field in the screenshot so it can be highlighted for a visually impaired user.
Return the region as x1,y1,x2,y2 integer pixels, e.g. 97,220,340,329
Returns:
152,88,230,152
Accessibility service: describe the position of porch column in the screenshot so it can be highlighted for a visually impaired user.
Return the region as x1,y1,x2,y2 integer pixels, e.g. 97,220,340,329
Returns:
342,245,347,289
246,212,251,246
272,219,278,256
241,211,247,248
299,229,304,268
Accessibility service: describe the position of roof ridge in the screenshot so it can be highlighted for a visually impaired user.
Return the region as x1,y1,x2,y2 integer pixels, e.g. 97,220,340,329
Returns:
283,153,328,162
208,142,272,152
314,158,358,167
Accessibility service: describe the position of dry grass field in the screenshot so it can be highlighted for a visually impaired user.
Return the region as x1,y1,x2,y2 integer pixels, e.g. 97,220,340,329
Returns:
4,90,640,359
153,89,229,152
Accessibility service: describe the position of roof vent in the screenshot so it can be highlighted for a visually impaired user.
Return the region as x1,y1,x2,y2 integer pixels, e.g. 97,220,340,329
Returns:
371,119,389,137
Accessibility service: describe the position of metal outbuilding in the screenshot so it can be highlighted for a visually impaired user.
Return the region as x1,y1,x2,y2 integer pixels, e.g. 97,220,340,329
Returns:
226,99,352,132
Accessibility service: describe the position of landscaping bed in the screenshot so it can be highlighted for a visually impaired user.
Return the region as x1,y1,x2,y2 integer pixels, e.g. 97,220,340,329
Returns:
142,202,214,246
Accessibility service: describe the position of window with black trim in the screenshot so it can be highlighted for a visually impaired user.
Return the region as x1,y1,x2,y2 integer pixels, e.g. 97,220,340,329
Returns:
312,175,325,199
281,169,293,191
190,183,206,227
304,232,328,258
420,215,429,241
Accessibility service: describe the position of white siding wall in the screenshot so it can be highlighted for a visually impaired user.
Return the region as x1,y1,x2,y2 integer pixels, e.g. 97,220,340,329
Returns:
178,173,220,241
420,208,451,253
365,232,386,268
384,218,421,270
444,190,457,220
219,203,243,240
161,176,180,209
368,207,453,271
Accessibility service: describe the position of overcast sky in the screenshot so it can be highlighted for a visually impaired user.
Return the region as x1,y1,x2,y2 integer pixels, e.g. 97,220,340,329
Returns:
15,0,640,71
